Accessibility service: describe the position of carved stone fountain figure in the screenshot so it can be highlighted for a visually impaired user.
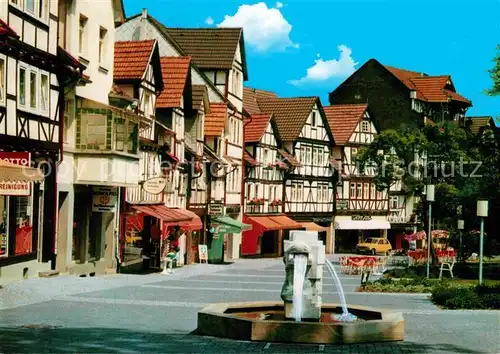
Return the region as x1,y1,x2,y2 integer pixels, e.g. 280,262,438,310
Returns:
280,231,325,321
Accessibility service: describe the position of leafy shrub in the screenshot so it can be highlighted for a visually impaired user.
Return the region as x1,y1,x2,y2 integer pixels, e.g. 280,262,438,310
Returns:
361,277,434,293
431,283,500,309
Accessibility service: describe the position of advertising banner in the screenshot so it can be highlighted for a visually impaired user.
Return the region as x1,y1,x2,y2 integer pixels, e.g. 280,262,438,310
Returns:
0,152,32,196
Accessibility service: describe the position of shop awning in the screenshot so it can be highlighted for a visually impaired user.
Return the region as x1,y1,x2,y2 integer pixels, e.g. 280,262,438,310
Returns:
212,215,252,233
173,209,203,231
247,216,282,231
302,222,329,232
269,215,302,229
335,220,391,230
0,160,44,182
132,205,192,223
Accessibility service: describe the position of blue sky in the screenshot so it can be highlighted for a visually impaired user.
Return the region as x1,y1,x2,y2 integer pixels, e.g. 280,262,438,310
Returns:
124,0,500,120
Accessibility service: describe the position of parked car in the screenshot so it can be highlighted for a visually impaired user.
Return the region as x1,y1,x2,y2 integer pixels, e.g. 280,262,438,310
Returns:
356,238,392,255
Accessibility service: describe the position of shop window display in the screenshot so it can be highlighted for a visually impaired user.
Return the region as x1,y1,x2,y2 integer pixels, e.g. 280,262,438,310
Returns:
14,196,33,255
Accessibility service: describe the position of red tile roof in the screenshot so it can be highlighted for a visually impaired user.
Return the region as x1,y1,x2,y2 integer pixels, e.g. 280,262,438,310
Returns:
157,56,191,109
204,103,227,136
384,65,471,105
323,104,368,145
244,113,272,143
114,40,155,81
257,97,318,141
243,87,278,115
279,149,301,167
244,150,259,166
0,19,18,37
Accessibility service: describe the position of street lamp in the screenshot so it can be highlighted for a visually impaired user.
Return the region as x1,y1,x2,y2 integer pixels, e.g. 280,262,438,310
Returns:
476,200,488,285
426,185,435,278
457,219,464,263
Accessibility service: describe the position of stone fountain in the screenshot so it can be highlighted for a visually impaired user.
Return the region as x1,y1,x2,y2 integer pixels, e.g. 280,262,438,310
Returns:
197,231,404,344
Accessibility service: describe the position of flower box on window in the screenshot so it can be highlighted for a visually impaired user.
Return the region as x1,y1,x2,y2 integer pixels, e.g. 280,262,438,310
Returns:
248,198,265,205
270,199,283,207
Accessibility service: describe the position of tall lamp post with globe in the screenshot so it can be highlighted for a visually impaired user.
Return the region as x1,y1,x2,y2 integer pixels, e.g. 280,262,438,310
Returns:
477,200,488,285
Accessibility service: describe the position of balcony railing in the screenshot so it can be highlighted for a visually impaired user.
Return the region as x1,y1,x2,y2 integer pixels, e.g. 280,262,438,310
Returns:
75,106,139,155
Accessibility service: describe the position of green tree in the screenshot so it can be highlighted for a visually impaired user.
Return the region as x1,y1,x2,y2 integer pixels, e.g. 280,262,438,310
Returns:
486,44,500,96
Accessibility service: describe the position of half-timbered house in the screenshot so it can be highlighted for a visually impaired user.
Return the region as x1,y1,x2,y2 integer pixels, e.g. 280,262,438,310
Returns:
254,96,336,252
241,113,301,256
0,0,85,283
115,9,250,264
324,104,391,253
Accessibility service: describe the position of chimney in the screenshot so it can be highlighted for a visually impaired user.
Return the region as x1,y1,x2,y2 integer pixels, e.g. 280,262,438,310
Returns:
142,8,147,19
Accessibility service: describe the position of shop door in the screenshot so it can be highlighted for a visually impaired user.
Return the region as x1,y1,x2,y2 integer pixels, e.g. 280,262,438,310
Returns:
261,231,276,255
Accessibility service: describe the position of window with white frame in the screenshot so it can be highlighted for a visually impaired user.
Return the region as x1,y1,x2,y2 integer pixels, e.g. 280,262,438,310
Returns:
350,183,356,199
362,121,369,132
370,184,375,200
79,15,88,55
99,27,108,65
311,112,316,127
322,183,328,202
18,62,49,116
318,148,324,166
390,196,399,209
298,184,303,201
317,184,323,202
291,184,297,201
143,92,151,118
363,183,369,200
356,183,362,199
312,148,318,166
11,0,48,20
0,56,5,105
306,146,312,166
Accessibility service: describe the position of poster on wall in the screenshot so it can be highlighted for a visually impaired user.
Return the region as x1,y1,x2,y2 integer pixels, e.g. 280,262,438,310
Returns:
0,152,32,196
198,244,208,263
92,186,118,212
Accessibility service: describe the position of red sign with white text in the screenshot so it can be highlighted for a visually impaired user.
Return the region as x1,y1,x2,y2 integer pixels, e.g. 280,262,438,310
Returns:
0,152,32,196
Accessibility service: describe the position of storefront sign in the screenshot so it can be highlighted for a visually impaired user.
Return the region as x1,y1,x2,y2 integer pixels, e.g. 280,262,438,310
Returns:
198,244,208,263
0,152,31,196
92,186,118,212
208,202,224,216
352,215,372,221
142,177,167,195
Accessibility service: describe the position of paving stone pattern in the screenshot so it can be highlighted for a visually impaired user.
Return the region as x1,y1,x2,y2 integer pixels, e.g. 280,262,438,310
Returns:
0,257,498,353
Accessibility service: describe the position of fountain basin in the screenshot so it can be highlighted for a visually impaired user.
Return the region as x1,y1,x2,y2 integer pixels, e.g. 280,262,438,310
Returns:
197,302,404,344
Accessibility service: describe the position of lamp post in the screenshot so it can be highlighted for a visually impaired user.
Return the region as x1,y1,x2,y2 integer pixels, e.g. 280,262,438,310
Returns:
457,219,464,263
426,185,435,278
476,200,488,285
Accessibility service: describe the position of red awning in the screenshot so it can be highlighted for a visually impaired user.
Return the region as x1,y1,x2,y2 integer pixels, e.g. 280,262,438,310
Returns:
246,215,302,232
246,216,283,231
268,215,302,229
170,208,203,231
132,205,192,223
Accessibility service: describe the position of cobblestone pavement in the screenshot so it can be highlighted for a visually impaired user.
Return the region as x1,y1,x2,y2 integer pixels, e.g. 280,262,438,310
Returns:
0,257,499,353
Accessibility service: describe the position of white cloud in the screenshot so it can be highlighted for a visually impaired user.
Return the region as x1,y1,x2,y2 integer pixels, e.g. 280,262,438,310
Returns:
288,45,358,86
205,16,214,25
218,2,297,52
276,1,284,8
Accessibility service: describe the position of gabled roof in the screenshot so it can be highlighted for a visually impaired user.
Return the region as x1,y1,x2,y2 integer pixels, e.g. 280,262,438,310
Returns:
114,40,155,81
323,104,368,145
192,85,210,113
466,116,495,134
164,27,248,80
157,56,191,109
204,103,227,136
243,87,278,115
384,64,471,105
257,97,318,141
244,113,273,143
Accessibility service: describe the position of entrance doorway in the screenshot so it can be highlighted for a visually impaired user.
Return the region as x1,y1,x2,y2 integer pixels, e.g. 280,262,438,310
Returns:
261,231,276,255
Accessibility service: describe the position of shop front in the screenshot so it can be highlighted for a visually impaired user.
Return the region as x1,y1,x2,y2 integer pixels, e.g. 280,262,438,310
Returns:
123,204,202,271
242,215,302,257
207,215,251,264
0,156,46,284
333,215,391,253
